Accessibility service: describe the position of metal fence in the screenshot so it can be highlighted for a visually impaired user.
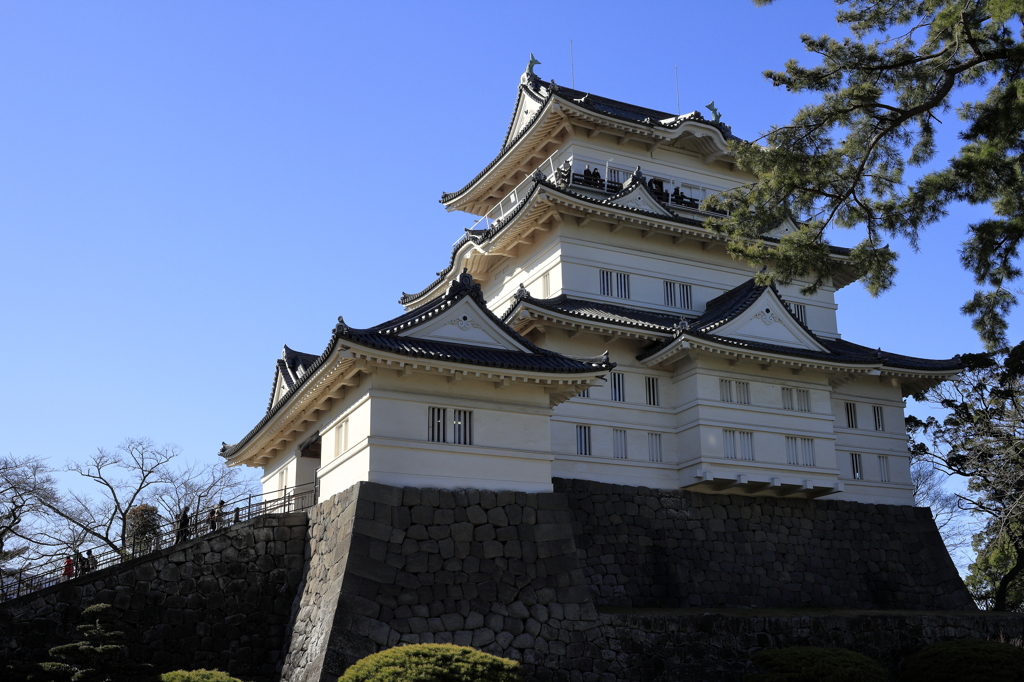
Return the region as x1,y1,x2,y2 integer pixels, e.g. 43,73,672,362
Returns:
0,481,318,603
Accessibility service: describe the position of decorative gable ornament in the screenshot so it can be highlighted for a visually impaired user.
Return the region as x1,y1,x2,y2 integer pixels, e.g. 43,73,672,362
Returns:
754,308,779,325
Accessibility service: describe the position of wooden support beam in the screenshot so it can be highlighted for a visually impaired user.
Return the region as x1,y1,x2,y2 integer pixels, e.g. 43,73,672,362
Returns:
447,373,463,384
494,377,511,389
641,229,656,239
727,358,739,366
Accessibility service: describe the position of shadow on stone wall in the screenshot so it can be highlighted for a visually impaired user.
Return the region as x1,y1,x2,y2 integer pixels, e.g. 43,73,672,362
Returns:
2,479,1010,682
0,512,308,681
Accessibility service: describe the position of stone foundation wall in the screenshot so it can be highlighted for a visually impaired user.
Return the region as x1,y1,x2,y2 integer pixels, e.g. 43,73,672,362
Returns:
554,478,974,611
593,609,1024,681
279,481,599,682
0,512,308,681
1,479,987,681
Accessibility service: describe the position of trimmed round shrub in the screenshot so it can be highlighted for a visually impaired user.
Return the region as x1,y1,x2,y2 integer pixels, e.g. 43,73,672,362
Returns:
339,643,520,682
747,646,887,682
900,640,1024,682
160,671,242,682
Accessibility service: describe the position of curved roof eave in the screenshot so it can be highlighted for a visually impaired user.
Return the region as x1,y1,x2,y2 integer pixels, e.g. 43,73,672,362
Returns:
440,79,737,212
408,178,855,309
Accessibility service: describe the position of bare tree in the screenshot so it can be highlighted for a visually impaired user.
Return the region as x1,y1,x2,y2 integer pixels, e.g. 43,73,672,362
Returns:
0,454,58,572
39,438,179,555
37,437,260,557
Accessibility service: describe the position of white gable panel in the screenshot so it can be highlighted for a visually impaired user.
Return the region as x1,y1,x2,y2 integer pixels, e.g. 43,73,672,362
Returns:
713,289,828,352
398,297,530,351
608,184,674,216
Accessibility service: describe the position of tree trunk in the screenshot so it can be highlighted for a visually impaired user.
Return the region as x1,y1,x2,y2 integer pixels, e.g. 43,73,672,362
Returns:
993,545,1024,611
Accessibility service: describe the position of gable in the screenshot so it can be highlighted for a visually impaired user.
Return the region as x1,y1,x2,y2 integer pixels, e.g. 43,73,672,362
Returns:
607,182,674,216
271,371,290,407
398,297,531,351
766,217,799,239
712,288,828,352
507,89,544,146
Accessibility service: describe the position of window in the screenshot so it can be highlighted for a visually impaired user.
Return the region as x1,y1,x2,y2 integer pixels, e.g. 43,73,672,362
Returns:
600,270,630,299
277,468,286,492
783,387,811,412
851,452,863,480
578,386,590,399
878,455,891,483
541,271,551,298
781,387,794,411
797,389,810,412
645,377,660,406
786,436,815,466
792,303,807,325
873,405,885,432
576,425,592,456
452,409,473,446
611,372,626,402
845,402,858,429
720,380,750,404
428,407,447,443
663,281,693,309
724,430,753,461
648,433,662,462
334,420,348,459
613,429,628,459
720,379,733,403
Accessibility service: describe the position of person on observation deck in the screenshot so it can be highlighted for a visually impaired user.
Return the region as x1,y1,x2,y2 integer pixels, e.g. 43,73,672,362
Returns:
62,556,75,581
176,505,191,544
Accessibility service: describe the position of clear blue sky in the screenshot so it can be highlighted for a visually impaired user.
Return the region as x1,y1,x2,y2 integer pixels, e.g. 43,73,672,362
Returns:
1,1,1012,471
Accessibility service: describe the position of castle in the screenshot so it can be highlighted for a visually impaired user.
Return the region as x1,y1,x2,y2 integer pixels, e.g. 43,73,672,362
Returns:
219,58,959,507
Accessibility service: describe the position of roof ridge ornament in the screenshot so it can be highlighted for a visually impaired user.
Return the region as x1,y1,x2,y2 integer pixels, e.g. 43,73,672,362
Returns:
448,268,485,302
522,53,541,87
515,282,533,303
706,100,722,124
334,316,349,335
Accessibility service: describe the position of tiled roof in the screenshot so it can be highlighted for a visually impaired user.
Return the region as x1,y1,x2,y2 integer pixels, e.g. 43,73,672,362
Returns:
408,175,853,308
440,77,735,206
638,278,961,371
266,345,321,412
504,291,684,333
220,273,614,460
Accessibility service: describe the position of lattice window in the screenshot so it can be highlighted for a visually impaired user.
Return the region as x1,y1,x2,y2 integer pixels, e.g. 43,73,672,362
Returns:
845,402,858,429
613,429,628,459
428,407,447,443
873,405,885,432
541,271,551,298
878,455,891,483
787,436,815,466
576,425,592,456
851,452,863,480
645,377,660,406
792,303,807,325
452,409,473,446
721,380,749,404
663,281,692,309
724,430,754,460
599,269,630,299
648,433,662,463
611,372,626,402
796,389,810,412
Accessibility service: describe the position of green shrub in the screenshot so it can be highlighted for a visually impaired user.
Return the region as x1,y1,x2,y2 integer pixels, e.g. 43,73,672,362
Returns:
900,640,1024,682
160,671,242,682
747,646,887,682
338,643,520,682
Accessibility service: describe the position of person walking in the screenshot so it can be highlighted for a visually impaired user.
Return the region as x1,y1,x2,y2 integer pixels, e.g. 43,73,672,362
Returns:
176,505,190,544
62,556,75,581
86,549,96,573
209,500,225,532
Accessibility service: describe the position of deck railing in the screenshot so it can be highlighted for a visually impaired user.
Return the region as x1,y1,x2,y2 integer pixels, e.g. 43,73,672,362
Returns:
0,481,318,603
